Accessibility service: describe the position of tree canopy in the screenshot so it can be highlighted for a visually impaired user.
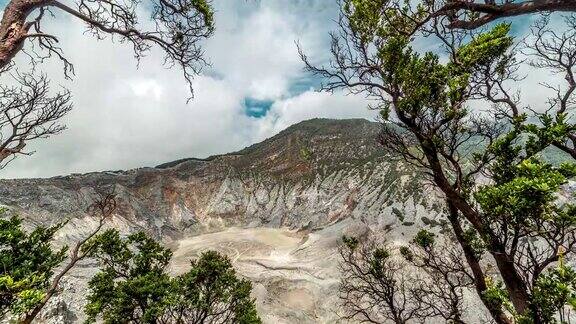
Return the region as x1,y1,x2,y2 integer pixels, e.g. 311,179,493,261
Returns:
0,0,214,84
0,0,215,167
302,0,576,323
84,229,261,324
0,210,66,318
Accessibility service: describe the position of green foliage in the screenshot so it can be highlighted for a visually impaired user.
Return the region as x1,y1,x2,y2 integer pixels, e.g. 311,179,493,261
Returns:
420,216,441,227
299,146,313,162
413,229,435,249
342,235,359,250
392,207,405,222
373,247,391,260
172,250,260,324
0,210,66,316
476,158,576,230
343,0,427,43
363,22,513,129
476,134,576,319
482,278,513,314
343,0,387,43
531,264,576,323
83,229,172,323
326,0,576,322
190,0,215,32
454,24,513,72
558,162,576,178
399,246,413,261
369,247,391,279
85,229,260,324
523,113,576,158
462,228,486,258
485,129,524,184
399,52,451,114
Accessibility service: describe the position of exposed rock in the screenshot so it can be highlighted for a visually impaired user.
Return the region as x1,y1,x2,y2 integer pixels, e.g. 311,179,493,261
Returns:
0,118,444,323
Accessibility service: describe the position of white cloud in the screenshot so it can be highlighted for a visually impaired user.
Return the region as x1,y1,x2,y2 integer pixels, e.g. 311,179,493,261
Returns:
0,0,377,179
255,91,375,139
6,1,558,179
128,79,164,100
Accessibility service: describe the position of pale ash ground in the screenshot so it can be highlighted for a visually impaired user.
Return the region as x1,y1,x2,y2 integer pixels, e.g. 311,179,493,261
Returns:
33,218,486,324
45,220,366,324
169,222,356,324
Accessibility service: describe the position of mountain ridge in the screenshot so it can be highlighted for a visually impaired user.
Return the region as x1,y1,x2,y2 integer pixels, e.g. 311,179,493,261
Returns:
0,118,437,236
4,117,565,241
0,117,444,323
156,118,378,170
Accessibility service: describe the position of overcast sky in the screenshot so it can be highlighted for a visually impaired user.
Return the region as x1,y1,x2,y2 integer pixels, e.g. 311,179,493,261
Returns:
0,0,379,179
0,1,566,179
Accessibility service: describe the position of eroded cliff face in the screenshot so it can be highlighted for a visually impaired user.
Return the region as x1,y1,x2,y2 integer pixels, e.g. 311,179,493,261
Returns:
0,118,443,239
0,118,445,323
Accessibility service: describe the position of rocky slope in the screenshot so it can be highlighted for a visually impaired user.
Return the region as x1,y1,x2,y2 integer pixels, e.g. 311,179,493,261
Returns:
0,118,446,323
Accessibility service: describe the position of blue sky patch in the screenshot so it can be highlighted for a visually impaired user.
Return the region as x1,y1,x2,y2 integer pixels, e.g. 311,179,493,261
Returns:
288,74,324,96
243,97,274,118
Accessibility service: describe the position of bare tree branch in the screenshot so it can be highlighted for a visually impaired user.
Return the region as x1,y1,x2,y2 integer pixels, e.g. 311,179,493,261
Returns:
20,190,117,324
0,72,71,168
0,0,214,96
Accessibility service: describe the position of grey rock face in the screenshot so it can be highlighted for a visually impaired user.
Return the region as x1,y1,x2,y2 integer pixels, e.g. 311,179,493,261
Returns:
0,118,441,238
0,118,444,323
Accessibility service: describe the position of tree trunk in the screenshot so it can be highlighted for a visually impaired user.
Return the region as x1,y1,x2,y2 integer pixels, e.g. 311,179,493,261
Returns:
491,252,532,316
447,201,512,324
416,140,533,319
0,0,46,70
440,0,576,29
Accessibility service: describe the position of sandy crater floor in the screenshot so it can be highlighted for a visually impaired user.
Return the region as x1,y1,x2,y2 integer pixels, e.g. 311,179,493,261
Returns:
46,221,357,324
168,225,348,323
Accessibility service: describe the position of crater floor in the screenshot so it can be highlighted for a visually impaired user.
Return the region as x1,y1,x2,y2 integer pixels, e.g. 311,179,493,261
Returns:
169,223,353,323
